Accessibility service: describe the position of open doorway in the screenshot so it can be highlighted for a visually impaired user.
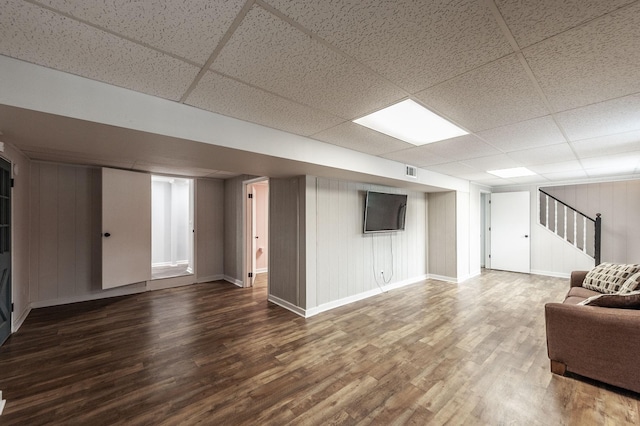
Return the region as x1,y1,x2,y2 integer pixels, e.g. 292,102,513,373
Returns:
481,192,491,269
151,175,194,280
243,178,269,289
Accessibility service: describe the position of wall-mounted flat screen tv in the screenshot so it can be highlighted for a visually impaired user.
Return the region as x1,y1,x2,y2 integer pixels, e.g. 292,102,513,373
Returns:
363,191,408,233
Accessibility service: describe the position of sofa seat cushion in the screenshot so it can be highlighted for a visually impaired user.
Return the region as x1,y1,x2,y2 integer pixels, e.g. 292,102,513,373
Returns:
582,263,640,294
578,290,640,308
564,296,589,305
566,286,601,301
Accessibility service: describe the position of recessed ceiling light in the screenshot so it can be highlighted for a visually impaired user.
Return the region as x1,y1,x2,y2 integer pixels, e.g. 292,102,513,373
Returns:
487,167,537,178
353,99,468,145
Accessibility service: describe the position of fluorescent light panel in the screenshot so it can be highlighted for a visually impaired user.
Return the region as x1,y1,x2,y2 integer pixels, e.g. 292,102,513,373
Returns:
353,99,468,145
487,167,536,178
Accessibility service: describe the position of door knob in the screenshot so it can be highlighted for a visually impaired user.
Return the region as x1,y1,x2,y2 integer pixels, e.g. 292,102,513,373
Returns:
103,232,111,237
524,235,529,238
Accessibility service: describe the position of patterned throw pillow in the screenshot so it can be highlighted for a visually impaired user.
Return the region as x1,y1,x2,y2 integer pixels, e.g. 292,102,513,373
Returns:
582,263,640,294
578,290,640,308
619,271,640,294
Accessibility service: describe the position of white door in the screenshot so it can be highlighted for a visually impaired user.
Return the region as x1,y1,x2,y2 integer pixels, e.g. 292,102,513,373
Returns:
490,191,530,273
102,168,151,289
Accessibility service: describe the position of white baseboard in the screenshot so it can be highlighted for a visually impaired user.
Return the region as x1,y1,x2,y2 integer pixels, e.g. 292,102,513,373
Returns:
30,283,147,309
267,294,306,317
427,274,460,284
530,269,571,279
304,275,429,318
224,276,244,288
256,268,268,274
197,274,225,283
12,305,31,333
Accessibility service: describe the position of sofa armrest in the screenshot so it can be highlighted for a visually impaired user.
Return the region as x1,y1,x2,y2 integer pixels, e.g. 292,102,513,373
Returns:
570,270,588,287
545,302,640,393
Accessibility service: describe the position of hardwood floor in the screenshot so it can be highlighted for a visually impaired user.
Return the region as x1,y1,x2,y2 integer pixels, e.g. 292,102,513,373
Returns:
1,270,638,425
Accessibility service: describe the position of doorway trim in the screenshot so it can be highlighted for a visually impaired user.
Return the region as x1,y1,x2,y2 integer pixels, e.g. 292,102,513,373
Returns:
243,177,269,288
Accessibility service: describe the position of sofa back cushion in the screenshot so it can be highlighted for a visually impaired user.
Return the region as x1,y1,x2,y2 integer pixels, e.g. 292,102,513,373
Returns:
582,263,640,294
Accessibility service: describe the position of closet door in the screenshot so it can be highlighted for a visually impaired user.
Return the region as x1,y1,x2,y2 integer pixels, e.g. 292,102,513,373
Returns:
102,168,151,289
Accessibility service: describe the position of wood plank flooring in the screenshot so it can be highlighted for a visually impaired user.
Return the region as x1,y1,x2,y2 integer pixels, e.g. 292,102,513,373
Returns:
1,270,639,425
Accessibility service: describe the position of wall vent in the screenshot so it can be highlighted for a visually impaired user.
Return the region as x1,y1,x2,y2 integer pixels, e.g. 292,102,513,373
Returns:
405,165,418,179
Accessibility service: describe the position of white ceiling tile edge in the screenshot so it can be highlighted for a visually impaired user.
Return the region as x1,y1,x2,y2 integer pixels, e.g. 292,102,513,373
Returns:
0,55,469,192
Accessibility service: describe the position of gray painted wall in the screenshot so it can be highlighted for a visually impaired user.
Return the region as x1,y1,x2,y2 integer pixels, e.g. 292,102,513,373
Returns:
543,180,640,264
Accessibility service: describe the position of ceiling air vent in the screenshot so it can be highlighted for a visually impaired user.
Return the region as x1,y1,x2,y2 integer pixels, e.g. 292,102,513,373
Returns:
405,165,418,179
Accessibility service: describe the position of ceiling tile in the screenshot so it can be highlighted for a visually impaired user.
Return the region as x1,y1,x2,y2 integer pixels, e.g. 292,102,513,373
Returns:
555,94,640,141
380,147,450,167
461,154,520,171
507,143,577,165
211,5,404,119
495,0,635,48
477,116,565,152
265,0,512,92
423,134,503,161
581,152,640,172
186,71,343,136
133,162,221,178
35,0,247,65
458,172,504,182
425,162,479,177
523,3,640,112
0,0,199,101
311,122,412,156
571,130,640,159
529,160,584,174
415,55,549,132
539,169,589,182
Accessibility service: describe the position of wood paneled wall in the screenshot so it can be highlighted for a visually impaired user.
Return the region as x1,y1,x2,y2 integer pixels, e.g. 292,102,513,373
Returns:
427,191,457,279
223,174,257,284
307,177,427,310
28,162,227,307
195,178,224,282
4,145,31,328
543,180,640,264
29,163,104,304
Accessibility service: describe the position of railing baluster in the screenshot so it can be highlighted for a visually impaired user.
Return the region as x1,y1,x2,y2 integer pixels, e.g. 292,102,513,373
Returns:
563,205,568,241
554,200,558,235
573,211,577,248
582,216,587,253
545,194,549,230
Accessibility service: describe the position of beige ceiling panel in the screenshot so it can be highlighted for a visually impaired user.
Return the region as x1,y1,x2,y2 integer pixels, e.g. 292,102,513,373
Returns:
0,0,199,101
529,160,584,174
311,122,412,156
477,116,565,152
555,95,640,141
571,131,640,159
540,169,588,182
524,3,640,112
380,147,450,167
266,0,512,92
507,143,577,166
423,135,502,161
461,154,520,171
458,172,503,182
495,0,635,48
426,162,479,178
416,55,548,132
211,5,404,119
35,0,247,64
186,71,343,137
581,153,640,172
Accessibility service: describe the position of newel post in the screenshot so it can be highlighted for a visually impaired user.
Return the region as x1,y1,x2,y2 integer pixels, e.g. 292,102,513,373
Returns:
594,213,602,266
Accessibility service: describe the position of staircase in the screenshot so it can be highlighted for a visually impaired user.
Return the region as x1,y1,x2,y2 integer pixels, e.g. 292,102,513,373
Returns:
539,189,601,265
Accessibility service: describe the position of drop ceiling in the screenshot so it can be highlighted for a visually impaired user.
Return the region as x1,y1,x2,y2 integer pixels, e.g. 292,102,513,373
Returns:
1,0,640,187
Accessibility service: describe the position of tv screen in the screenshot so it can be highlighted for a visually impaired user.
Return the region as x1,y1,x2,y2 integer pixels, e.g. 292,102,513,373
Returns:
363,191,407,233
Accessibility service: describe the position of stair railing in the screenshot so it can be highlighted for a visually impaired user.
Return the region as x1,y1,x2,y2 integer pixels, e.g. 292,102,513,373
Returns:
539,189,601,265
